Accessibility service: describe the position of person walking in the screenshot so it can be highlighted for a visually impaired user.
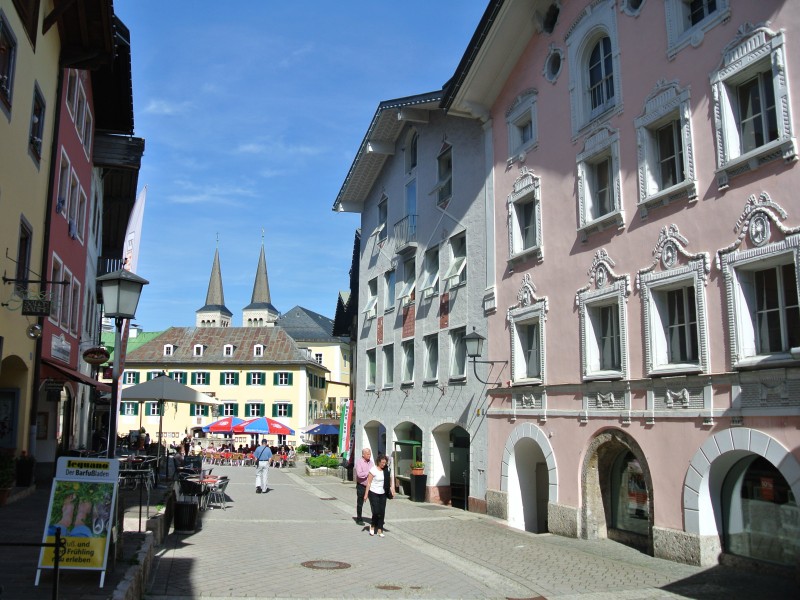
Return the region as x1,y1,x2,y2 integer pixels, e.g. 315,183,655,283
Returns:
354,448,373,525
254,439,273,493
363,453,392,537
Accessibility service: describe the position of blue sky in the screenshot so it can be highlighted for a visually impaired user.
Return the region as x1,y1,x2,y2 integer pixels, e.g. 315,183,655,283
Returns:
113,1,487,331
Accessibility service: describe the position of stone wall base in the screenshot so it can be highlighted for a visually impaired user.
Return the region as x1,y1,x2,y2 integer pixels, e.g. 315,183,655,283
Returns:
548,502,578,538
652,526,721,566
468,497,487,514
486,489,507,520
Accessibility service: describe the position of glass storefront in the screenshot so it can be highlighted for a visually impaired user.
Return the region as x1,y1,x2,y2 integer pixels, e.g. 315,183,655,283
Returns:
611,451,650,535
723,456,799,566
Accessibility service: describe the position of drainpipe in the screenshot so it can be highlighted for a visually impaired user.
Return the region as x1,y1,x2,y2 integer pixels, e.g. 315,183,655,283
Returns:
30,64,65,457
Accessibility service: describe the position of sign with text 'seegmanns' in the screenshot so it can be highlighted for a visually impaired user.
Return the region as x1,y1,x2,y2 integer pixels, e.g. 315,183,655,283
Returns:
37,457,119,587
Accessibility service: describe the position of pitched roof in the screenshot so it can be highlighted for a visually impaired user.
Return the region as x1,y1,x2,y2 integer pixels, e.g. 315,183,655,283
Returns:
102,330,166,364
124,326,322,367
276,306,345,342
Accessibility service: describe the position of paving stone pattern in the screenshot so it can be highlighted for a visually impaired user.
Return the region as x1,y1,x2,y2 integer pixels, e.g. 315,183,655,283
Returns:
145,466,796,599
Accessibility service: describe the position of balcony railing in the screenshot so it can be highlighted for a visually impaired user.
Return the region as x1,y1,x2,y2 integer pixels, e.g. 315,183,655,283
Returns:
393,214,417,254
97,257,126,277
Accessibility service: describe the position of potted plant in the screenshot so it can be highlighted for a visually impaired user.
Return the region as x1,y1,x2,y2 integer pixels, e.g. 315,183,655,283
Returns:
16,451,36,487
410,461,425,476
0,452,15,505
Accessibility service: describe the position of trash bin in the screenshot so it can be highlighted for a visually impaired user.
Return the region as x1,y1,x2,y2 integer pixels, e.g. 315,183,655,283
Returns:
174,501,198,533
410,474,427,502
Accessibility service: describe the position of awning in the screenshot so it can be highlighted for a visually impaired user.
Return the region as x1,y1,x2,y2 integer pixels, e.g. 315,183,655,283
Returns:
305,424,339,436
42,358,111,393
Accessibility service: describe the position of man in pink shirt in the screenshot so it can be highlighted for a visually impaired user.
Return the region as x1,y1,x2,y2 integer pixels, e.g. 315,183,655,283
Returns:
354,448,374,525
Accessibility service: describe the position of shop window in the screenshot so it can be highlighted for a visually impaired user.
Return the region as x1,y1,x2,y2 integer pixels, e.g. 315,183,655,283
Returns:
610,451,650,536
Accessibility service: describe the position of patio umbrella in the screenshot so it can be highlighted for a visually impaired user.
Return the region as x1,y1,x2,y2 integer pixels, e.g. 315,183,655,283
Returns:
202,416,247,434
305,424,340,436
234,417,295,436
120,375,221,481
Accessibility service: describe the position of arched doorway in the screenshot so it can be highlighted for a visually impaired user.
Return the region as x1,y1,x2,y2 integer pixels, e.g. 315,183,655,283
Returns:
500,422,558,533
722,455,799,566
432,424,470,509
581,429,653,553
684,429,800,568
362,419,386,456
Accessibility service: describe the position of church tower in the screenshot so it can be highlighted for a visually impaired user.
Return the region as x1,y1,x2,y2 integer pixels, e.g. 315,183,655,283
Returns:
243,241,279,327
196,248,232,327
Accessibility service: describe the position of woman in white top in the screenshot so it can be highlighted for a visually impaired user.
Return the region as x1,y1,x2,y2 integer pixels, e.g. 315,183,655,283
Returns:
363,453,390,537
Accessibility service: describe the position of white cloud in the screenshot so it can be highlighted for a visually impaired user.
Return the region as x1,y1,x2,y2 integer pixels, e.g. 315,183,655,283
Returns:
144,99,193,116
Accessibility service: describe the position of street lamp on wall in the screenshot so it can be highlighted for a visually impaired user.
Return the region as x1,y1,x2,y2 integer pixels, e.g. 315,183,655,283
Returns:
464,327,507,387
97,269,148,458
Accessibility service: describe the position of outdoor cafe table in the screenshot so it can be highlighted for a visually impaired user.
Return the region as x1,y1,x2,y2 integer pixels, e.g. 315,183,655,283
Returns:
186,475,219,510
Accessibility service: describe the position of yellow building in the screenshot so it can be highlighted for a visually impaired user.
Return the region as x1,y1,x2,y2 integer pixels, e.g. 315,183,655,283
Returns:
119,326,328,448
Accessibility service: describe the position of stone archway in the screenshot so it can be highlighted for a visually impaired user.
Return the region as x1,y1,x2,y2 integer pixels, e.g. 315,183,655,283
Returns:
580,428,654,554
682,427,800,566
500,422,557,533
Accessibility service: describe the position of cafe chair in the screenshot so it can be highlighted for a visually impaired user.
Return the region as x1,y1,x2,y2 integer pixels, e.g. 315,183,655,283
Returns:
208,477,230,510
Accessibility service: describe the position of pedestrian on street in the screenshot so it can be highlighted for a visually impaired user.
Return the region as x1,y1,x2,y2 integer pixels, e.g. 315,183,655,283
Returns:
354,447,373,525
254,439,273,493
363,452,392,537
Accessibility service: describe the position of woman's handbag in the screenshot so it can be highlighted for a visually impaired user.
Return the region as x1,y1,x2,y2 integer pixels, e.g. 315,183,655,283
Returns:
383,467,394,499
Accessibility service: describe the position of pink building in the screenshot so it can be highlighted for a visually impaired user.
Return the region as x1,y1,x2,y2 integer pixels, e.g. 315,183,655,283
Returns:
444,0,799,571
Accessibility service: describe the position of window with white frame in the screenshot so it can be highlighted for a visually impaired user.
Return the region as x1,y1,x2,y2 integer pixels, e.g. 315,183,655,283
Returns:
383,344,394,387
49,256,63,322
170,371,187,384
163,344,174,357
147,371,161,381
275,371,291,386
508,276,548,384
366,349,376,388
436,144,452,207
247,402,264,417
66,69,77,116
123,372,138,385
384,270,395,311
710,26,796,189
0,13,18,113
376,195,388,242
402,340,414,383
70,279,80,334
193,344,204,357
444,232,466,290
76,189,86,241
274,402,290,417
718,206,800,368
60,268,72,330
665,0,729,59
506,89,537,160
424,334,438,382
223,344,234,357
122,402,136,416
577,126,622,235
420,246,439,298
57,153,69,216
254,344,264,357
315,352,323,364
565,0,621,135
635,81,696,215
146,402,161,417
363,277,378,319
248,371,265,385
222,402,237,417
638,232,710,375
577,252,629,380
450,327,467,379
398,258,416,306
508,168,542,260
29,85,45,161
193,372,210,385
222,371,237,385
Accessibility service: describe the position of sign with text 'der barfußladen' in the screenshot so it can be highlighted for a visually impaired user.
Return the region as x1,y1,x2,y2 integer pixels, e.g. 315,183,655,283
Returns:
37,457,120,587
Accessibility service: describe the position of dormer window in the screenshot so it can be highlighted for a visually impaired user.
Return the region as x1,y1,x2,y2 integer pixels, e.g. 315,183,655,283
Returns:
223,344,234,357
254,344,264,357
193,344,204,357
163,344,174,357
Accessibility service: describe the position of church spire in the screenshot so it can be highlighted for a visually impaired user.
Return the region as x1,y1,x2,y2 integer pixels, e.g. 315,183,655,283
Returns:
196,246,232,327
243,235,279,327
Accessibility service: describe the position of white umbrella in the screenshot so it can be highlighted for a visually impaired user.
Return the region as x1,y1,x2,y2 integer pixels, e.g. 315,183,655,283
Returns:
121,375,222,480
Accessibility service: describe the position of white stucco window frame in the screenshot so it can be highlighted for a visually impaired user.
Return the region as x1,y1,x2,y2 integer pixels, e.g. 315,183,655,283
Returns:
507,167,543,264
664,0,730,60
576,126,623,240
507,273,548,386
565,0,622,138
576,249,630,381
637,225,711,376
506,88,538,165
717,192,800,369
634,80,697,218
710,25,797,190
